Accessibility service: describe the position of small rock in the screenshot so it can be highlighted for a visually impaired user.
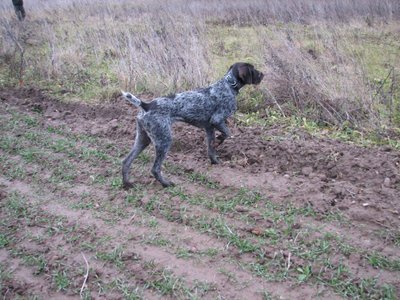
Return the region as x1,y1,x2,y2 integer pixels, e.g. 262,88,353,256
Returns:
248,210,262,220
235,205,249,213
383,177,391,187
45,110,61,120
292,223,301,229
250,227,264,236
319,173,328,182
301,166,313,176
283,174,290,179
362,203,369,207
109,119,119,130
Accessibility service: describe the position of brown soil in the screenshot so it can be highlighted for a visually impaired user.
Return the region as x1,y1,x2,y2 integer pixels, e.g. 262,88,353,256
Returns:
0,87,399,299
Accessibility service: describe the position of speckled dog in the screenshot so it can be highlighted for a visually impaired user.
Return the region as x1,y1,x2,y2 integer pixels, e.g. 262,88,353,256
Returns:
121,62,264,188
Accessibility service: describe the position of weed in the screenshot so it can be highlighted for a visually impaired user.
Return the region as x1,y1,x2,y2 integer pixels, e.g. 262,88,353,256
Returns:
147,269,187,298
187,171,219,189
0,234,9,248
0,264,12,291
144,197,158,213
144,234,171,247
22,254,48,275
50,160,77,183
249,262,283,281
167,186,189,201
263,290,277,300
5,192,28,218
3,163,26,180
200,248,219,257
96,246,124,268
374,228,400,247
20,147,41,163
365,252,400,271
113,278,143,300
323,275,396,299
296,265,313,282
53,269,70,291
110,177,123,190
263,229,280,244
192,280,217,297
0,136,17,152
143,217,157,229
23,115,39,127
176,248,193,259
212,218,258,253
218,268,237,283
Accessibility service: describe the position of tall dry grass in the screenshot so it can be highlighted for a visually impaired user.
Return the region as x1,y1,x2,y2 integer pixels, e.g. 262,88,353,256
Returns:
258,25,384,126
0,0,399,128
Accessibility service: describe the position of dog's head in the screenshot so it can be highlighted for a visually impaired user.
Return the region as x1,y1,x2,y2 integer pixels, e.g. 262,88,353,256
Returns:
229,62,264,85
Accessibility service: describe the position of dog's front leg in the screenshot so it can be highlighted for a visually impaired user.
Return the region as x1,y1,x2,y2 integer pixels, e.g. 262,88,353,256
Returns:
210,114,231,146
213,121,231,146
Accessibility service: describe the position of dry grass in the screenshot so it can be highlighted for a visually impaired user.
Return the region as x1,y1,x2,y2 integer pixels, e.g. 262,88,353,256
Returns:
0,0,399,128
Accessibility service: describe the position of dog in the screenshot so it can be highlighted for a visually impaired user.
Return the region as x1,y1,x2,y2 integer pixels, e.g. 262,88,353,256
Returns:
121,62,264,188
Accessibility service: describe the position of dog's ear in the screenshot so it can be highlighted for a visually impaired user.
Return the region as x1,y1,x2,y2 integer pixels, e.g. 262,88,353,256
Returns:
237,64,254,85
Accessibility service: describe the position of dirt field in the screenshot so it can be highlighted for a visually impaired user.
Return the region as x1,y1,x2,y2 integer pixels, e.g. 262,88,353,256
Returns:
1,87,399,299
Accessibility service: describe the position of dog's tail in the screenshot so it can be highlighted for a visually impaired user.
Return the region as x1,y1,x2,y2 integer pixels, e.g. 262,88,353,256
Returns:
121,91,142,108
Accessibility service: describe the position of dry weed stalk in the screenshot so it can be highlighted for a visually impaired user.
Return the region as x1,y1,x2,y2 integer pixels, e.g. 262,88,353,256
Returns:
259,24,387,127
0,18,26,86
80,252,90,298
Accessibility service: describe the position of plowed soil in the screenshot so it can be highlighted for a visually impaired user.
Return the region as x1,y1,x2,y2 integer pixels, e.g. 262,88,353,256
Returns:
1,87,399,299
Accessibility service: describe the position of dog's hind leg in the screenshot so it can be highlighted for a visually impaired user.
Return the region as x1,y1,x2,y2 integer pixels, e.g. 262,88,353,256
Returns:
205,126,219,164
122,122,150,189
149,127,174,187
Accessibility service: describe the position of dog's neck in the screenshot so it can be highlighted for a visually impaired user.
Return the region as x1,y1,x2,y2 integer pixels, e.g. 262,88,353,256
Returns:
224,71,242,93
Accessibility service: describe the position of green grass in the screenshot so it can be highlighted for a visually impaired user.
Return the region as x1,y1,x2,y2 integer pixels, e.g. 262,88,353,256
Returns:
4,192,29,219
0,264,12,293
113,278,143,300
237,110,400,150
96,246,125,269
22,254,48,275
365,252,400,271
52,269,71,291
145,268,192,298
0,234,10,248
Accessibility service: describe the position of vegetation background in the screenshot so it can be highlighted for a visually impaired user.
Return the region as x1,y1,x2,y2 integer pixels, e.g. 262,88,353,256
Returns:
1,0,400,133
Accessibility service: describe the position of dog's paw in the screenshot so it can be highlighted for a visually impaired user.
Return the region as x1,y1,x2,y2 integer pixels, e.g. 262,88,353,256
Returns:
210,157,219,164
161,180,175,188
122,181,135,190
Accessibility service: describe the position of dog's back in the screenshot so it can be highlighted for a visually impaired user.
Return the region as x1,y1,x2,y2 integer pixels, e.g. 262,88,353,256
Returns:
146,79,236,127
